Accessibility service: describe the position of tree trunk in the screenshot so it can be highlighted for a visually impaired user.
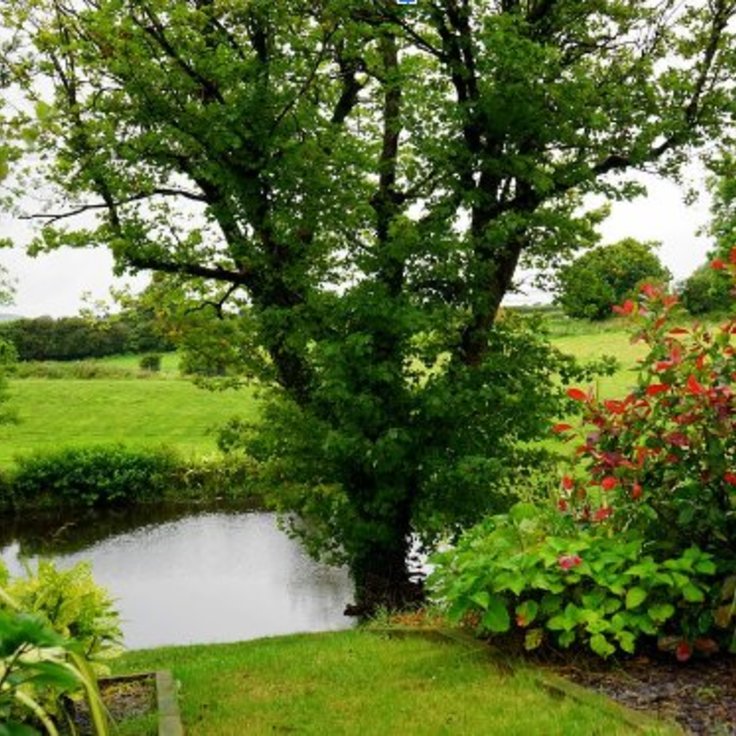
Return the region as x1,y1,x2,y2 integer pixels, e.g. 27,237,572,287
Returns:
345,532,424,616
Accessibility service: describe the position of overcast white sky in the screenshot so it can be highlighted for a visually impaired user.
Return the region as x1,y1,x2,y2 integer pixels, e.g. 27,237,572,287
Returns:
0,169,714,317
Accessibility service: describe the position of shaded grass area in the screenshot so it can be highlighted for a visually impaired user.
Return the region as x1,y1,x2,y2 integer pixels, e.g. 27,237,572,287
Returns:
114,630,658,736
0,379,256,466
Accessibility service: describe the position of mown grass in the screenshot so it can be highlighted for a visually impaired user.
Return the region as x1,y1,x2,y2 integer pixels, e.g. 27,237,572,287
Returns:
0,378,256,467
114,630,668,736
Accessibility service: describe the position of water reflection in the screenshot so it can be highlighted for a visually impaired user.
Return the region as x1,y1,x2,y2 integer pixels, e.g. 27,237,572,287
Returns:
0,508,354,649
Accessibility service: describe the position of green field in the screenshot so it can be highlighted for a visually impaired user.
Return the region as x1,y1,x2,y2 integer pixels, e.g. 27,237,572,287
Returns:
0,378,257,467
0,323,653,468
114,630,669,735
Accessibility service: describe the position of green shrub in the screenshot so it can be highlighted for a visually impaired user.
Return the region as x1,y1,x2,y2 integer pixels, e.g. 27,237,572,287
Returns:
139,353,162,372
172,452,264,501
429,504,721,659
9,446,179,508
554,239,670,320
559,280,736,557
433,266,736,660
678,262,732,315
6,560,122,664
0,559,119,734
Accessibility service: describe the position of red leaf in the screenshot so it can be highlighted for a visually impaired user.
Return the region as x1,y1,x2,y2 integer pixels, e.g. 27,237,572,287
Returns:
601,476,618,491
686,374,705,395
557,498,569,512
558,554,582,570
640,283,659,299
593,506,613,522
552,423,573,434
730,246,736,264
603,400,625,414
666,432,689,448
696,353,706,371
711,258,726,270
662,295,679,308
723,472,736,486
631,483,643,500
562,475,575,491
668,327,689,335
675,641,692,663
567,388,588,402
612,299,635,315
646,384,670,396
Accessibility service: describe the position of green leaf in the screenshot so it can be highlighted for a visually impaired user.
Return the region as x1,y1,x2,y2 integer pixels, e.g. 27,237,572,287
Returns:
648,603,675,624
470,591,490,610
0,723,42,736
558,630,576,648
481,595,510,633
681,583,705,603
625,586,647,610
524,628,544,651
694,559,717,575
616,630,636,654
515,600,539,626
589,633,615,658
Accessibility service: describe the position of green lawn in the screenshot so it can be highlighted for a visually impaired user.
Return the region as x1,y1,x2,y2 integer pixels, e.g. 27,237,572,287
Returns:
114,630,671,736
0,378,256,466
551,328,646,398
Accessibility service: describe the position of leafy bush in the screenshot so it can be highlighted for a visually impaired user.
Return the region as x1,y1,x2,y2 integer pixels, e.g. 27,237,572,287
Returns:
554,239,670,320
172,451,264,502
139,353,162,372
6,560,122,664
557,279,736,555
9,446,179,508
429,504,721,659
678,262,733,315
0,560,118,734
433,263,736,659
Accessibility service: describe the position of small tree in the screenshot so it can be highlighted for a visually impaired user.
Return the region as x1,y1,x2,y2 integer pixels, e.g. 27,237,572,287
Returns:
555,240,670,320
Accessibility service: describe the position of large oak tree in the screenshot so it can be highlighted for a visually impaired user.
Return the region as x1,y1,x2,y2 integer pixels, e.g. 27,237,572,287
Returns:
3,0,736,608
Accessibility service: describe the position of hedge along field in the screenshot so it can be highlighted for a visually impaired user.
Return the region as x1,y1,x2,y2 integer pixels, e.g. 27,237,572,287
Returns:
0,378,258,467
0,323,649,469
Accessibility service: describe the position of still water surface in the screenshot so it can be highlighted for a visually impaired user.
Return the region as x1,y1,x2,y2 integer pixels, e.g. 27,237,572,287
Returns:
0,507,354,649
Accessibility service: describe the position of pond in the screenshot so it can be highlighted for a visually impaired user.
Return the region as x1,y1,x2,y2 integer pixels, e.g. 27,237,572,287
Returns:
0,505,354,649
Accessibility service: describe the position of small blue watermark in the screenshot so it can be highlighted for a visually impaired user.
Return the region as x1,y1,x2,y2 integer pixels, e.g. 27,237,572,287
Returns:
396,0,417,4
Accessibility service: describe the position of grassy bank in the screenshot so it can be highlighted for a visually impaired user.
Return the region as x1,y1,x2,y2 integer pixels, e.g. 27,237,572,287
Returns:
114,630,670,735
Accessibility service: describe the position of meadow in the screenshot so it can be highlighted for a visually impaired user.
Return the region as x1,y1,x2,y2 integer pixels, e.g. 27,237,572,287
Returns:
0,319,646,468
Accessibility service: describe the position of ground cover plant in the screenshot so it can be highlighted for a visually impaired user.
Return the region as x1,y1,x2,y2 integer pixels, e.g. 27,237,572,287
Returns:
5,0,736,611
112,629,669,736
431,262,736,661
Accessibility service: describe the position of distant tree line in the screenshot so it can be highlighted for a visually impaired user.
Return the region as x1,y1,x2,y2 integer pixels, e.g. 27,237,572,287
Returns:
0,312,173,361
